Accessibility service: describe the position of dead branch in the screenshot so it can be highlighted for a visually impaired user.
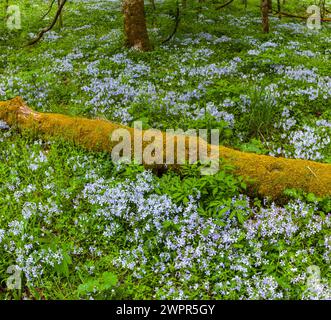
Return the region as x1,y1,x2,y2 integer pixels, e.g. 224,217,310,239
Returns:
27,0,67,46
40,0,57,20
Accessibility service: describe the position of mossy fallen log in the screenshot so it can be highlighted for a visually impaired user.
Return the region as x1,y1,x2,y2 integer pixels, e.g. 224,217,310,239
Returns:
1,97,330,200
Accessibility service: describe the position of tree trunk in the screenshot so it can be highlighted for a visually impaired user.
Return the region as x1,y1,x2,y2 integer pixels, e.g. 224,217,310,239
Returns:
261,0,270,33
57,0,63,28
4,0,9,22
277,0,281,19
320,0,325,18
123,0,151,51
243,0,248,10
1,97,331,201
267,0,272,12
150,0,156,10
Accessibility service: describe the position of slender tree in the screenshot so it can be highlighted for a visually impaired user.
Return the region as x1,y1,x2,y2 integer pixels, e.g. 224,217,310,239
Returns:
57,0,64,28
261,0,270,33
123,0,151,51
267,0,272,12
27,0,67,45
277,0,281,19
243,0,248,11
320,0,326,19
150,0,156,10
4,0,9,22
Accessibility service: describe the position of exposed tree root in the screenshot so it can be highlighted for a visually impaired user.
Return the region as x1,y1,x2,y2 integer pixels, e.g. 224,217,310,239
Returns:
1,97,330,200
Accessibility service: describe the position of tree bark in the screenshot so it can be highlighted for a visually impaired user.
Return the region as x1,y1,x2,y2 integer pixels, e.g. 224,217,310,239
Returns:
320,0,326,18
277,0,281,19
27,0,67,45
261,0,270,33
4,0,9,23
267,0,272,12
150,0,156,10
1,97,331,200
57,0,63,28
123,0,151,51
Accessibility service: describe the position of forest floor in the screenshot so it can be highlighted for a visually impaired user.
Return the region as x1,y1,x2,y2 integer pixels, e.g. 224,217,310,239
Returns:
0,0,330,299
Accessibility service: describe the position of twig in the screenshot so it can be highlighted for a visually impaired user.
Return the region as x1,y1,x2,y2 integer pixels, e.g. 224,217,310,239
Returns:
41,0,57,20
307,166,318,179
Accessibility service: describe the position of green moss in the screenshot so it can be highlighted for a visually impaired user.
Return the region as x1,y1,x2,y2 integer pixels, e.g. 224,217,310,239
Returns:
1,97,331,200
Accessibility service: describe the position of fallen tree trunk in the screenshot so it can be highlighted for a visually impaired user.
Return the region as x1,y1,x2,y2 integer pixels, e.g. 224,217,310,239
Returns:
1,97,330,200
